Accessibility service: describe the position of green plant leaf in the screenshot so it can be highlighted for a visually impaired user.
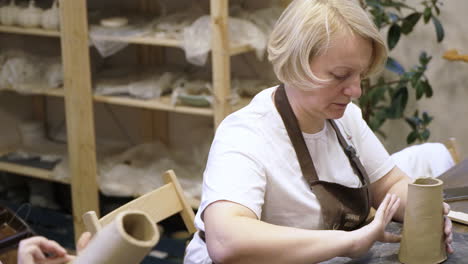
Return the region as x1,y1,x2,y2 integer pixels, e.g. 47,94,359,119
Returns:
371,85,388,105
387,87,408,118
419,51,431,65
365,0,381,9
421,129,430,141
435,5,440,15
359,93,370,107
379,1,411,10
407,131,419,144
423,7,432,23
401,13,421,34
410,71,423,88
369,109,388,131
387,24,401,50
405,116,419,130
386,57,405,75
422,80,433,97
422,111,433,125
415,81,424,99
432,16,445,42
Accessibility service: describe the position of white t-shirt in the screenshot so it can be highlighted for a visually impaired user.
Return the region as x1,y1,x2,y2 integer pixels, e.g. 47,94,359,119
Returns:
184,86,395,264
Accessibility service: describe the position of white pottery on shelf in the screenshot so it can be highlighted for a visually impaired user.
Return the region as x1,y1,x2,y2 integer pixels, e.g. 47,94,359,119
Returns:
41,0,59,30
100,17,129,28
0,0,20,26
17,0,43,28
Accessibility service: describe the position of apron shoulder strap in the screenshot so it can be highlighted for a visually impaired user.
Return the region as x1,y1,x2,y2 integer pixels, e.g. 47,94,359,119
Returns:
328,120,372,189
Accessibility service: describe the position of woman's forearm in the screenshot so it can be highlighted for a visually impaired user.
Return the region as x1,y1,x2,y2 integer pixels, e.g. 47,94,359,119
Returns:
202,201,388,264
371,166,411,222
206,215,356,264
386,177,410,221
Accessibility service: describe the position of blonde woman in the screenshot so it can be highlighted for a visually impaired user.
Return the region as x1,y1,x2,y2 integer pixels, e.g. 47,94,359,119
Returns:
184,0,453,263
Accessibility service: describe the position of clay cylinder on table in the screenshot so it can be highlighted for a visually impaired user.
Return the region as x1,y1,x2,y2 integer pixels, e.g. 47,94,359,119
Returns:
398,178,447,264
74,210,159,264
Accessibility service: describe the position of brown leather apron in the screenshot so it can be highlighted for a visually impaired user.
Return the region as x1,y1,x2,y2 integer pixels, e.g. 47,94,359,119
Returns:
275,84,372,231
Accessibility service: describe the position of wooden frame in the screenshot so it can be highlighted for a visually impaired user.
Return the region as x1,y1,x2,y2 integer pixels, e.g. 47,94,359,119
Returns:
59,0,100,240
83,170,196,235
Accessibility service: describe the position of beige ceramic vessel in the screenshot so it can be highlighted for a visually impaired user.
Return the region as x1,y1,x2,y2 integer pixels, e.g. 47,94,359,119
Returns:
73,210,159,264
398,178,447,264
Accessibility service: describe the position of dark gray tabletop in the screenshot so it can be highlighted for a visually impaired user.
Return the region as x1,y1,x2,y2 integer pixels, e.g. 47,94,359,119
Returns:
322,222,468,264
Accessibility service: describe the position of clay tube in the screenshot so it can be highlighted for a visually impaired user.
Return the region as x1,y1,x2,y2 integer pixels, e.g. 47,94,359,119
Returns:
74,210,159,264
398,178,447,264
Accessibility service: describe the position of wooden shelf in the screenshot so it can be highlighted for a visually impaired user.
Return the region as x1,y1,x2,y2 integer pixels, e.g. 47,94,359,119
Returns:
0,161,69,184
42,88,66,97
2,85,252,117
0,25,252,55
1,86,65,98
3,87,252,116
93,93,214,116
0,25,60,37
230,44,255,56
91,34,182,48
41,88,214,116
0,148,69,184
91,34,254,56
93,92,252,116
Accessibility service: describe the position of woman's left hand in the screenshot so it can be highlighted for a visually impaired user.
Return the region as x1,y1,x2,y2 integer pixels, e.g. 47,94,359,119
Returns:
443,202,454,254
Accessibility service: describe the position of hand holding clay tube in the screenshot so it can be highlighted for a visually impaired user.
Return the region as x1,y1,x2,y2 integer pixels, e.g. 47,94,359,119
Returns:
443,202,454,254
17,236,74,264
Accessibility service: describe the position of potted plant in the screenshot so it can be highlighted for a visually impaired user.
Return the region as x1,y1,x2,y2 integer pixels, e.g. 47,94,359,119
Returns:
359,0,445,144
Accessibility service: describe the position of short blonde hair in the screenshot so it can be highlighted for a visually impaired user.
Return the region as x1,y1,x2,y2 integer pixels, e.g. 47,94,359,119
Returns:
267,0,387,90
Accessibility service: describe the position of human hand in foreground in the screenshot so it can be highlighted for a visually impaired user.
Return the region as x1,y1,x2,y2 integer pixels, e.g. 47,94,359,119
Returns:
443,202,454,254
17,236,74,264
346,193,401,258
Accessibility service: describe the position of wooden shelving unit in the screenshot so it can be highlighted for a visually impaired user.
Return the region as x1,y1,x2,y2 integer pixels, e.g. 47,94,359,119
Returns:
0,0,259,239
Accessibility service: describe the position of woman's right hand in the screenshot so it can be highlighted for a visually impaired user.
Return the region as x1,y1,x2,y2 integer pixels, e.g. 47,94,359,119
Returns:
346,193,401,258
17,236,73,264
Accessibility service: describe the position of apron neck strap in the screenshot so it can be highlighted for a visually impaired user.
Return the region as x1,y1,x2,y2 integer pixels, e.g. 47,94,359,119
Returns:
274,84,370,187
274,84,319,185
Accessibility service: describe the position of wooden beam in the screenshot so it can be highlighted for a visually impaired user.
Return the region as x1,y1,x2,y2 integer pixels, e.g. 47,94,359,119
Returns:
211,0,231,128
59,0,100,242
